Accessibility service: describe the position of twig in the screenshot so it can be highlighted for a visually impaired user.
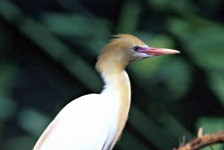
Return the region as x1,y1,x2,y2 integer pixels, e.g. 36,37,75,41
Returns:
175,129,224,150
197,127,203,138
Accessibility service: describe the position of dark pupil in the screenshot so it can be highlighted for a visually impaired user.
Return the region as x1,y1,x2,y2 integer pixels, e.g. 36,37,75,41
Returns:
134,46,140,52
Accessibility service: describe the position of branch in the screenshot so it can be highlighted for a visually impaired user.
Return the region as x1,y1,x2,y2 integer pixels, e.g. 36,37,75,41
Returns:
175,128,224,150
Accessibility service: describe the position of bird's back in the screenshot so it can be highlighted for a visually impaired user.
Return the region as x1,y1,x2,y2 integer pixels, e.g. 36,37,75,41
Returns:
33,94,119,150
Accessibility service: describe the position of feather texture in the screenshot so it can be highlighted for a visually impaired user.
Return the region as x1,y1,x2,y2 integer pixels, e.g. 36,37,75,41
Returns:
33,71,130,150
33,34,178,150
33,34,139,150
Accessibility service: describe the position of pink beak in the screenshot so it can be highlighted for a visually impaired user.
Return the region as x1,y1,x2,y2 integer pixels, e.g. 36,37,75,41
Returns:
140,47,180,56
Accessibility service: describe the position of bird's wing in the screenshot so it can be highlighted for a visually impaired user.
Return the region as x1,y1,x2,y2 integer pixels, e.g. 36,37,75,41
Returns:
33,115,59,150
33,93,118,150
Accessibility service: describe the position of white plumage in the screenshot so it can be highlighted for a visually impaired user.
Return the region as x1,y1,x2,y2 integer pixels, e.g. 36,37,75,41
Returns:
33,34,179,150
34,71,131,150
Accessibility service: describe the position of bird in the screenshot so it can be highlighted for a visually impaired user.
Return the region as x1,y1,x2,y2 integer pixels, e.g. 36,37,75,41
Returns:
33,34,180,150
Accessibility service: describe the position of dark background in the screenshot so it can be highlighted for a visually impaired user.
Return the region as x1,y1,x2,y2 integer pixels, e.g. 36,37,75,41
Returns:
0,0,224,149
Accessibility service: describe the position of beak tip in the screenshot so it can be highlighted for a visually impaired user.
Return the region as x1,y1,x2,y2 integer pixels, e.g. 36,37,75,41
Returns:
174,50,180,54
162,49,181,55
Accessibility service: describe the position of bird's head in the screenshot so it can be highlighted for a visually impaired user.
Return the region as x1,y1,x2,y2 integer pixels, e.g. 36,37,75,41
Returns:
96,34,180,73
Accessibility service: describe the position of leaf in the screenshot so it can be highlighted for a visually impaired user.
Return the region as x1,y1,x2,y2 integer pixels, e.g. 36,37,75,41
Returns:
129,106,176,150
167,17,224,71
146,0,195,16
42,13,110,38
0,0,22,22
18,19,102,91
130,56,167,80
41,13,110,55
208,72,224,107
131,57,192,100
17,109,51,136
0,63,17,120
0,63,17,97
116,0,141,33
186,27,224,71
117,130,149,150
2,136,35,150
158,58,192,100
0,97,16,120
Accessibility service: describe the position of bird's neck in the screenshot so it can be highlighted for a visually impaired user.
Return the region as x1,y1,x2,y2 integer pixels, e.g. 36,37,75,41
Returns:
100,66,131,148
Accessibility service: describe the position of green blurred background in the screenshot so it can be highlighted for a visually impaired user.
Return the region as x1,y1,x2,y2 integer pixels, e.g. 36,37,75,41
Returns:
0,0,224,149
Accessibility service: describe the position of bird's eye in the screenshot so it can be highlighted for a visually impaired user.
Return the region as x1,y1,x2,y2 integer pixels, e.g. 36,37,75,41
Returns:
133,46,141,52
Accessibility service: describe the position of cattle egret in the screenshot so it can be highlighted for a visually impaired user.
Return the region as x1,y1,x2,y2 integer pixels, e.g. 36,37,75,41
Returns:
33,34,180,150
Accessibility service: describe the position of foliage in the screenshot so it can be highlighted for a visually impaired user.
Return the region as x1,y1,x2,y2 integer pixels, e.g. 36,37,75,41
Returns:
0,0,224,149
